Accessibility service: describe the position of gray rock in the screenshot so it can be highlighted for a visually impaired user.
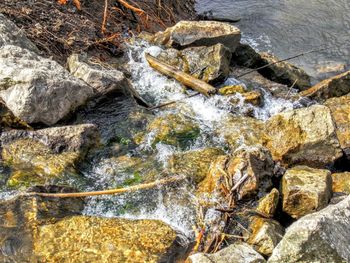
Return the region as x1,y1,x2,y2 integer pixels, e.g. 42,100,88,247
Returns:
67,53,129,96
189,242,266,263
0,14,38,52
152,20,241,52
0,45,93,125
157,44,231,83
268,195,350,263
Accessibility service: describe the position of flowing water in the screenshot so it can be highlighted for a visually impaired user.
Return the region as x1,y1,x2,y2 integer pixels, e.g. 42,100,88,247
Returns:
196,0,350,81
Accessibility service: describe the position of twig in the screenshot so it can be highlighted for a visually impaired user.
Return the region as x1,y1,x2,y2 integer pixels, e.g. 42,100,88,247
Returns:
26,175,185,198
231,173,249,192
102,0,109,33
148,93,200,110
286,78,298,98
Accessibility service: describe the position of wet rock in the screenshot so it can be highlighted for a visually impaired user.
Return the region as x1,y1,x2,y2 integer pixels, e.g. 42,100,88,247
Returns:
256,188,279,218
218,84,247,95
0,14,38,52
188,242,266,263
67,53,130,96
324,94,350,157
331,172,350,194
258,52,311,91
169,147,225,184
264,105,343,167
300,70,350,102
157,43,231,83
34,216,185,262
245,217,285,257
142,113,200,149
281,166,332,219
217,116,267,151
0,45,93,125
152,21,241,52
268,195,350,263
232,44,262,68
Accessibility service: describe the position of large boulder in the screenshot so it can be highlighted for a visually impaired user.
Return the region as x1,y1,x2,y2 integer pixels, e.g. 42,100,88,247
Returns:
67,53,130,96
33,216,185,262
264,105,343,167
152,21,241,52
0,45,94,125
281,166,332,219
300,70,350,102
268,195,350,263
0,14,38,52
189,242,266,263
324,94,350,157
157,44,231,83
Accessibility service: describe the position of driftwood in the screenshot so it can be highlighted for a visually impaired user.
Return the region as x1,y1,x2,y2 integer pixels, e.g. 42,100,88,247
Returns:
145,53,217,97
26,175,185,198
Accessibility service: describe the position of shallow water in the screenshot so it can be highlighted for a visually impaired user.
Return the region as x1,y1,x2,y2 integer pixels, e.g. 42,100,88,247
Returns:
196,0,350,80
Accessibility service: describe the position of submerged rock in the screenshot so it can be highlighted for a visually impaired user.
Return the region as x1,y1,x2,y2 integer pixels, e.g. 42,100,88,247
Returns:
0,45,93,125
268,195,350,263
331,172,350,194
189,242,266,263
300,70,350,101
281,166,332,219
157,43,231,83
67,53,130,96
0,14,38,52
256,188,280,218
34,216,185,262
324,94,350,157
152,20,241,52
264,105,343,167
246,217,285,257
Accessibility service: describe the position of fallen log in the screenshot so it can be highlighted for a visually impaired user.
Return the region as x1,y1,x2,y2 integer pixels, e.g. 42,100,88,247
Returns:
145,53,217,97
25,175,185,198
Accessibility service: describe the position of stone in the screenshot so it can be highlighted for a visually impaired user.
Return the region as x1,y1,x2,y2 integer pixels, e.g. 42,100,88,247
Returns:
188,242,266,263
0,100,31,130
168,148,225,184
281,166,332,219
258,52,311,91
157,44,231,83
67,53,130,96
143,113,200,149
218,84,247,95
268,195,350,263
0,14,38,52
152,21,241,52
33,216,184,262
256,188,280,218
264,105,343,167
246,217,285,257
324,94,350,157
232,43,262,68
300,70,350,102
331,172,350,194
0,45,93,125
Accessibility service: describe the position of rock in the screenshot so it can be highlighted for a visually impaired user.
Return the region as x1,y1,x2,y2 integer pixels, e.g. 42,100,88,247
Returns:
168,148,225,184
0,45,93,125
218,84,247,95
232,44,263,68
0,14,38,52
67,53,130,96
331,172,350,194
0,100,31,130
152,21,241,52
188,242,266,263
199,146,274,200
256,188,280,218
142,113,200,149
324,94,350,157
264,105,343,167
281,165,332,219
217,116,267,151
246,217,285,257
268,195,350,263
157,44,231,83
258,52,311,91
300,70,350,102
33,216,185,262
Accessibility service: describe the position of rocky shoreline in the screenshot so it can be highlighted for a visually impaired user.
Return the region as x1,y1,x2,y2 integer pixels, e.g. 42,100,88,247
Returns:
1,5,350,263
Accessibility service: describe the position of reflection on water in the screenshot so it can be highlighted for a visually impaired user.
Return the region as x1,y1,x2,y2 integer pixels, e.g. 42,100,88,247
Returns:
196,0,350,79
